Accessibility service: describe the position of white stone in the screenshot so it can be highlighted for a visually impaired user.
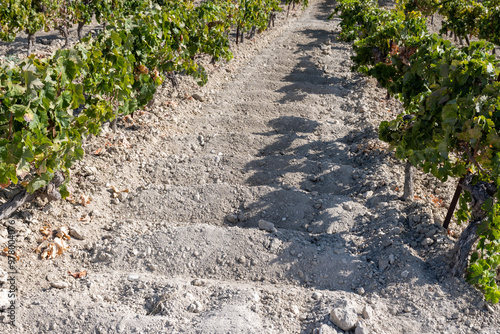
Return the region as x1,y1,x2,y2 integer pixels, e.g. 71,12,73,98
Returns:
127,274,139,281
312,291,323,300
319,324,339,334
50,281,69,289
329,299,359,331
422,238,435,246
355,320,370,334
362,305,374,320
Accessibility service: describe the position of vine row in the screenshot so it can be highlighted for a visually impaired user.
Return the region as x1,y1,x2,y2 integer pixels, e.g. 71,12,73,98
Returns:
0,1,301,216
334,0,500,303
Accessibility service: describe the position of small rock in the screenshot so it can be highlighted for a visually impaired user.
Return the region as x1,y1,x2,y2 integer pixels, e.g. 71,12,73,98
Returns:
118,192,128,201
388,254,395,264
343,203,353,211
378,259,389,271
191,279,205,287
69,227,85,240
319,324,339,334
362,305,373,320
226,214,239,224
290,305,300,315
422,238,434,246
312,291,323,300
329,299,359,331
357,287,365,295
258,220,277,233
401,270,410,278
127,274,139,281
192,93,204,102
187,301,203,313
50,281,69,289
355,320,370,334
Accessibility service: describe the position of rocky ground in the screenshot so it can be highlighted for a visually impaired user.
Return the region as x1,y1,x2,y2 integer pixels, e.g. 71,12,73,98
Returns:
1,1,500,333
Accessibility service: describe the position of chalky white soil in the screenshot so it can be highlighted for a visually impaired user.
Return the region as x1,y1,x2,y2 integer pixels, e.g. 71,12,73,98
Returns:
0,1,499,333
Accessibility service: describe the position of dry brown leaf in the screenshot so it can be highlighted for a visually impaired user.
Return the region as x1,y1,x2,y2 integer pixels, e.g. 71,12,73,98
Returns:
39,224,52,237
124,115,134,124
56,226,71,240
66,195,76,204
41,243,57,259
0,247,17,260
93,148,104,155
35,240,50,254
78,214,90,222
80,194,91,206
68,270,87,279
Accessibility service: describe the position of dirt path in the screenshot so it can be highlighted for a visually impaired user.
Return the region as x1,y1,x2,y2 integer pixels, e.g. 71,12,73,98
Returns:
1,1,500,333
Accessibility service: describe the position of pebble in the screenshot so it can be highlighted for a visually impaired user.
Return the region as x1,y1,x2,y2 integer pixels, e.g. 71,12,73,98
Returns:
343,203,353,211
378,259,389,271
127,274,139,281
69,227,85,240
422,238,434,246
192,93,204,102
401,270,410,278
191,279,205,287
226,214,239,224
355,320,370,334
187,301,203,313
319,324,339,334
312,292,323,300
357,287,365,295
329,299,359,331
388,254,395,264
50,281,69,289
258,220,277,233
362,305,373,320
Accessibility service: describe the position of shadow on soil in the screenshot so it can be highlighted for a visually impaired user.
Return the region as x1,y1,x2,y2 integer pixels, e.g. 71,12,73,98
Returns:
231,113,449,333
221,3,456,331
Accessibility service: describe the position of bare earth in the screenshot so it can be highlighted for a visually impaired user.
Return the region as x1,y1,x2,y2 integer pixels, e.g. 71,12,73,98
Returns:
0,1,499,333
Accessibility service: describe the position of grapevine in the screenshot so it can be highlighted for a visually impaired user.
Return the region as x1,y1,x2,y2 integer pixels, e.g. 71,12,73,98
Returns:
335,0,500,303
0,1,304,220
